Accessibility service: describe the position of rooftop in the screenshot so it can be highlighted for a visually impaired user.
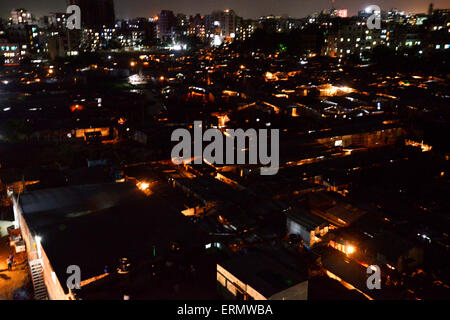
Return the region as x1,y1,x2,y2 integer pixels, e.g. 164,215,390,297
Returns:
18,182,209,292
219,249,308,298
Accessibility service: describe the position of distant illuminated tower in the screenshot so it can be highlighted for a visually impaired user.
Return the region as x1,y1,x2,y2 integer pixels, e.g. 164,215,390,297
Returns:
10,8,32,25
428,3,434,16
211,9,237,39
157,10,176,42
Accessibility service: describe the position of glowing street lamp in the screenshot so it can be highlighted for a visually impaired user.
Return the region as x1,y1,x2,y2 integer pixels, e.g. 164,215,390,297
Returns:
137,181,151,195
346,245,355,255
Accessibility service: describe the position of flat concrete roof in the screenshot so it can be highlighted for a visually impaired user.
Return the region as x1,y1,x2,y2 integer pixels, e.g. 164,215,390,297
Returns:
19,182,209,292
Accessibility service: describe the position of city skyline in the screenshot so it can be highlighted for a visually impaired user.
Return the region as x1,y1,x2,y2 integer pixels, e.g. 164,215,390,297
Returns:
0,0,448,20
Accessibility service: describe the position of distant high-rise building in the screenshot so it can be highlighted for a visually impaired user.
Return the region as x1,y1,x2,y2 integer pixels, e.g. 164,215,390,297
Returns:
5,23,42,55
258,15,280,34
189,14,206,39
47,31,81,59
10,9,33,25
175,14,189,36
0,39,21,65
67,0,115,29
46,12,70,29
204,14,215,37
336,9,348,18
212,9,237,39
157,10,176,42
235,19,257,41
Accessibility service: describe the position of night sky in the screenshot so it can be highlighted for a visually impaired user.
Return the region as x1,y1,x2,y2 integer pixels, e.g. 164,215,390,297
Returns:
0,0,446,20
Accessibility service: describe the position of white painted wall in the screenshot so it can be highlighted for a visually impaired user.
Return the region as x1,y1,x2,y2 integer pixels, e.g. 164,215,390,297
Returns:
0,220,14,237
